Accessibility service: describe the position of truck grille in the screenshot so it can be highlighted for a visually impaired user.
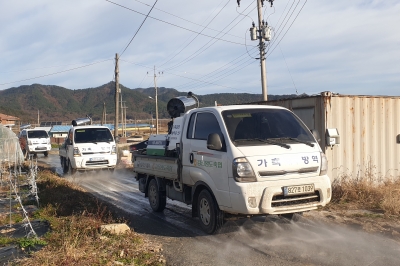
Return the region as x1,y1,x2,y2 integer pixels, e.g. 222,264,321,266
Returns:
86,160,109,166
271,191,320,208
259,166,319,177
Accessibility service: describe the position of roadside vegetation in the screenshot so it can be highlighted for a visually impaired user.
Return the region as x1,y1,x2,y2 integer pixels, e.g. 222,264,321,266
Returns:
329,165,400,217
0,170,164,265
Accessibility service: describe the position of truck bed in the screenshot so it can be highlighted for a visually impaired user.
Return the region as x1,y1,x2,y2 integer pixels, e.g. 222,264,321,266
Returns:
133,154,179,180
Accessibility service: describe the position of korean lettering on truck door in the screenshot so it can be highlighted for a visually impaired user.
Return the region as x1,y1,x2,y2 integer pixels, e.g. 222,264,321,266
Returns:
181,111,231,208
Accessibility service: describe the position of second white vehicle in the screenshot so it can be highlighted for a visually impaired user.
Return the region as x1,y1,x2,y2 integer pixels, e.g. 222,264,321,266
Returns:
59,121,117,174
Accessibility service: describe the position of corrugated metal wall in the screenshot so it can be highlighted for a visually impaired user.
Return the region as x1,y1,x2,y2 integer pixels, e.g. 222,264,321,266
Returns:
326,94,400,180
260,93,400,181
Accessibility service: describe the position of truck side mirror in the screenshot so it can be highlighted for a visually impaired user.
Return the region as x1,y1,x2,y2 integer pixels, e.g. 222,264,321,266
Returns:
310,129,321,142
207,133,222,151
115,136,120,143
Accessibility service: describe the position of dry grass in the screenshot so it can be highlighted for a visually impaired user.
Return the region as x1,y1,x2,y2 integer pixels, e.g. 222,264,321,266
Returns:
331,167,400,216
14,171,164,266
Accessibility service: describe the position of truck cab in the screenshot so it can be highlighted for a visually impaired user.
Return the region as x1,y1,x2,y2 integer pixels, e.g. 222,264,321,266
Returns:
19,129,51,158
59,124,117,174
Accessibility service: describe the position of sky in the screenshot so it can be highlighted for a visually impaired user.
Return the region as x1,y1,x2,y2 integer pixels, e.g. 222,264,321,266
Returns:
1,0,399,96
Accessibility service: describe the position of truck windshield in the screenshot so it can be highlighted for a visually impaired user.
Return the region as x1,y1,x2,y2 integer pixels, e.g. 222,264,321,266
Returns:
222,108,315,146
74,128,113,143
28,130,48,138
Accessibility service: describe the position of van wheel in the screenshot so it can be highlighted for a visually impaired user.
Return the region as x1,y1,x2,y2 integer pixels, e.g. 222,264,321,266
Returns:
68,160,77,175
44,151,49,157
197,189,224,234
148,179,166,212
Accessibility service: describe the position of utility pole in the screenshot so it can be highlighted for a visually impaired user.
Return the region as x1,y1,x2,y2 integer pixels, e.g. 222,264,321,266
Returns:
242,0,273,101
153,66,160,134
101,102,106,125
257,0,268,101
114,53,120,138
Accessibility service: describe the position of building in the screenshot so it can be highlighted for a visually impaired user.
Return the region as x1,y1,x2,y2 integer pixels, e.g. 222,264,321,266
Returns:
250,92,400,181
0,113,19,133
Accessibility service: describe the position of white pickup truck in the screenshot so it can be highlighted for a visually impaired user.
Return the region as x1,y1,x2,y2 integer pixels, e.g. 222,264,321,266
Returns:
132,96,331,234
59,118,117,174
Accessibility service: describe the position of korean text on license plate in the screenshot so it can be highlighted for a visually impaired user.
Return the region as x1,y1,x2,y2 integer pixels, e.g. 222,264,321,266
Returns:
283,184,315,196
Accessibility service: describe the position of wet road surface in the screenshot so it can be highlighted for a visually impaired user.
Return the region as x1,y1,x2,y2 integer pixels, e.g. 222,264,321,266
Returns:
37,153,400,266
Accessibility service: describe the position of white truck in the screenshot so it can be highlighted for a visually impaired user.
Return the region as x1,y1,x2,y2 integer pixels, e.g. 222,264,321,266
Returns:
59,118,117,174
132,95,331,234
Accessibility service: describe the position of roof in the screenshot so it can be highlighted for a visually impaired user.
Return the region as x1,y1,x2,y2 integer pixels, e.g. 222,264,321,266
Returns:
49,125,72,133
0,113,19,121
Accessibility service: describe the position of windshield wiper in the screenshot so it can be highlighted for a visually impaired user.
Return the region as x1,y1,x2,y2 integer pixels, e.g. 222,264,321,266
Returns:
271,137,314,147
234,138,290,149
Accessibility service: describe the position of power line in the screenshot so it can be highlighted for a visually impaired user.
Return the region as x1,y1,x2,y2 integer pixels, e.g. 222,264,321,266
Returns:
0,58,113,86
105,0,247,46
161,2,257,72
158,0,230,68
119,0,158,57
131,0,242,40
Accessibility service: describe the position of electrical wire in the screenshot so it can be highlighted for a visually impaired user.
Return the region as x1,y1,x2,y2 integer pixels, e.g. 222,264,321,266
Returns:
279,45,298,94
267,0,307,57
131,0,242,40
0,58,113,86
119,0,158,57
158,0,230,68
161,2,257,72
105,0,247,46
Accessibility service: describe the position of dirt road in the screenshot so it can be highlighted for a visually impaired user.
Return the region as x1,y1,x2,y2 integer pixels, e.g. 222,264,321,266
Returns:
38,153,400,266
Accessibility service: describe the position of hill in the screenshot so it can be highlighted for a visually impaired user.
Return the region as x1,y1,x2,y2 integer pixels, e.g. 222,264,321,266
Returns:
0,82,302,123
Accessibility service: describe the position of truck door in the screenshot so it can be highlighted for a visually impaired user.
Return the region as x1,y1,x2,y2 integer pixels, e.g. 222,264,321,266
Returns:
181,111,231,208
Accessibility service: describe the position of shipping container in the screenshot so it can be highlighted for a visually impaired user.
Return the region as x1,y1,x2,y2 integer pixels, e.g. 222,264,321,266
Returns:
249,92,400,181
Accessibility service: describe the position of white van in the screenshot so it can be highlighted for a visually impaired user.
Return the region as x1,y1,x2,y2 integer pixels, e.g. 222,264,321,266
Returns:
19,129,51,158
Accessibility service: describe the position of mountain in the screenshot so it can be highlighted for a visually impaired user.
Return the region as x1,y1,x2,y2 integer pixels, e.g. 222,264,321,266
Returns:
0,82,302,123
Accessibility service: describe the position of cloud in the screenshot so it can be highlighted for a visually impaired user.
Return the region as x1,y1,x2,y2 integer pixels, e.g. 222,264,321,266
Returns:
0,0,399,96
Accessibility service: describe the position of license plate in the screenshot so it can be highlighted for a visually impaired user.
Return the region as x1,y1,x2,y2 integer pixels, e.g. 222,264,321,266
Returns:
283,184,314,196
90,157,104,161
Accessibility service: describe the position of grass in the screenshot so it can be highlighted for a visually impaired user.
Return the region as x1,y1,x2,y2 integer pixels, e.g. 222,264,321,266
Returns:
2,170,164,266
330,165,400,217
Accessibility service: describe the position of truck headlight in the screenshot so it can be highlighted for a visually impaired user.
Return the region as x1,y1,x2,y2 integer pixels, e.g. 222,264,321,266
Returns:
28,140,32,145
232,157,257,182
111,145,116,154
73,147,81,157
320,152,328,176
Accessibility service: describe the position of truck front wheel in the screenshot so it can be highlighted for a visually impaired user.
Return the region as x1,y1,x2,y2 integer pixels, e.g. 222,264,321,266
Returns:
197,189,224,234
61,157,68,174
148,179,166,212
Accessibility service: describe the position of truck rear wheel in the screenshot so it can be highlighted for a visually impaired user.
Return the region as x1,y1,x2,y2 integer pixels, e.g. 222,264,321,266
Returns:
197,189,224,234
148,179,166,212
61,157,68,174
68,160,77,175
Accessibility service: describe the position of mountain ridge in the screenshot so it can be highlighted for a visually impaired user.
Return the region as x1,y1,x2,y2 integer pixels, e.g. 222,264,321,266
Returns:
0,82,303,123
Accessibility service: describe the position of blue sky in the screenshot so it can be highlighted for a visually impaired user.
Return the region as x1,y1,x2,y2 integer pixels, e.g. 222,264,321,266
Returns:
1,0,399,96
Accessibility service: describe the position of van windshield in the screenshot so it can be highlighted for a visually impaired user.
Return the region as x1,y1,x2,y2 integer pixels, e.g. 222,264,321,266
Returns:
28,130,48,138
74,128,113,143
222,108,314,146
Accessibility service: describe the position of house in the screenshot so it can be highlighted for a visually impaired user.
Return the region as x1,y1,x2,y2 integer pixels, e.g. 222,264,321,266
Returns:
0,113,19,132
